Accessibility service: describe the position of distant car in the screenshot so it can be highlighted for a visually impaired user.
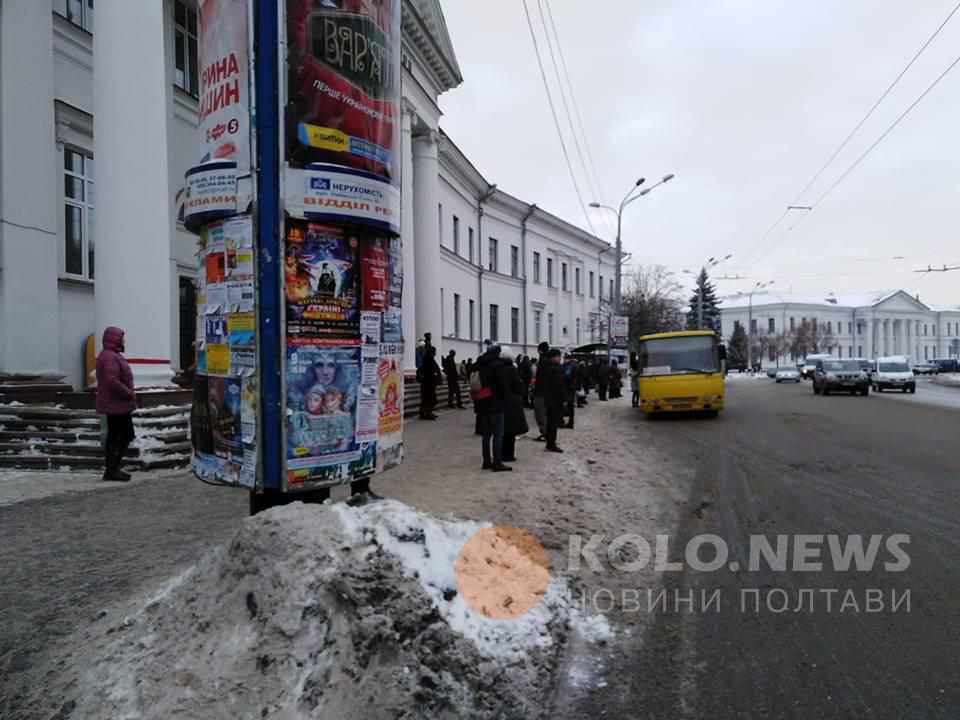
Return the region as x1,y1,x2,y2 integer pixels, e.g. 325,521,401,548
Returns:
813,359,870,396
775,368,801,383
872,356,915,394
913,363,939,376
802,354,833,380
934,358,959,373
766,366,780,379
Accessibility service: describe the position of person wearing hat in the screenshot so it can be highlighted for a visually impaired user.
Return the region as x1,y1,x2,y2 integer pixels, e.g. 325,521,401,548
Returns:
474,344,511,471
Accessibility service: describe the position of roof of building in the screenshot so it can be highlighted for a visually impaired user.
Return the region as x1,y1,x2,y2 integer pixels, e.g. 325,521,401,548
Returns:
719,289,908,310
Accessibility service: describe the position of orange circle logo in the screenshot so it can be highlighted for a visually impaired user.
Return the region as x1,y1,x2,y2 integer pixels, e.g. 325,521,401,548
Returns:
454,526,550,620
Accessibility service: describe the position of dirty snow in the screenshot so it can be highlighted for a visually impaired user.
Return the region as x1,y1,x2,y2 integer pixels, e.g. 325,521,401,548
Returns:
19,500,614,720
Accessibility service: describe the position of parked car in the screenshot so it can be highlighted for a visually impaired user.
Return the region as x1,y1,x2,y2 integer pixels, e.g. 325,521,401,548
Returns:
934,358,959,373
812,358,870,396
872,356,916,394
913,362,939,376
775,367,801,383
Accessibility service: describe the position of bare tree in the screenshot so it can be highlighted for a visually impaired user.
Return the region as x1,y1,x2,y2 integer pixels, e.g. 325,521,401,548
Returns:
621,265,685,344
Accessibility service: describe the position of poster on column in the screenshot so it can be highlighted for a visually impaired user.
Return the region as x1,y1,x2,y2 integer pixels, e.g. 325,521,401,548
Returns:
185,0,251,227
284,0,402,182
376,348,404,472
285,221,360,341
286,344,362,473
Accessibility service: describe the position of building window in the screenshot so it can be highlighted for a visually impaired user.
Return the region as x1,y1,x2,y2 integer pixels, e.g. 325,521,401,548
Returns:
849,346,854,358
589,271,595,298
790,317,796,331
453,216,460,255
174,0,199,97
58,0,95,32
533,252,541,284
609,278,614,302
575,268,581,295
769,345,776,362
453,293,461,338
511,307,520,343
576,318,581,344
438,204,443,245
63,148,95,280
547,258,554,287
858,345,863,357
827,321,833,334
924,324,928,337
838,347,843,358
848,322,853,336
548,313,554,343
768,318,775,333
561,263,568,291
489,304,499,341
750,318,758,335
511,245,520,278
534,309,542,342
468,228,475,264
488,238,498,272
599,274,604,299
469,300,475,340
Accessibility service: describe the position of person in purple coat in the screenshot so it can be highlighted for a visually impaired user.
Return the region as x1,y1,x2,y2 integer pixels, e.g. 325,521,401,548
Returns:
96,326,137,481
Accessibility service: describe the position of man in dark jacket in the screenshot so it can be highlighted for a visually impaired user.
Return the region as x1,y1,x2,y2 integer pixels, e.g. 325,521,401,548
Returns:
531,341,550,441
418,345,442,420
475,345,511,471
562,355,578,429
517,356,533,408
496,352,529,462
537,348,567,452
442,349,464,408
96,326,137,482
596,358,609,401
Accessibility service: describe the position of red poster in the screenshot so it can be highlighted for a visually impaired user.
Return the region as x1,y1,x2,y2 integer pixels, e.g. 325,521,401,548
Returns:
361,238,388,311
286,0,402,181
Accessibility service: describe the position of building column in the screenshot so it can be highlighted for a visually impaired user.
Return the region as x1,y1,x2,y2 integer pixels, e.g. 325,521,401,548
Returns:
412,131,442,354
94,0,174,386
400,107,417,372
0,2,61,374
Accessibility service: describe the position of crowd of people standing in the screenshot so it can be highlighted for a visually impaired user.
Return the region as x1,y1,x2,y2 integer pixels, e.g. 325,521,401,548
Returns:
415,334,627,471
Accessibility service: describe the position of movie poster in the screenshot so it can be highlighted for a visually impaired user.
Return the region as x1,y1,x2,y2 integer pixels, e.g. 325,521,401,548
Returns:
285,221,360,340
286,344,361,468
285,0,402,181
209,376,243,458
361,237,389,311
376,350,404,471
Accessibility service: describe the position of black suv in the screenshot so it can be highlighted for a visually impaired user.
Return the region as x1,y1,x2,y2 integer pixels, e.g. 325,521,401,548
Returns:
813,359,870,396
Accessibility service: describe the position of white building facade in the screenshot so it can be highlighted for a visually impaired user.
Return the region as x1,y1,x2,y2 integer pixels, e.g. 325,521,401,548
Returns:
719,290,960,367
0,0,613,388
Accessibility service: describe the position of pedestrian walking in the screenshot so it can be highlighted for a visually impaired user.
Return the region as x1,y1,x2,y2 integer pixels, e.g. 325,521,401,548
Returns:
538,348,567,452
96,326,137,482
609,360,623,399
562,355,578,429
631,363,641,408
596,358,609,401
531,341,550,441
497,352,529,462
442,349,464,408
418,345,442,420
474,345,511,471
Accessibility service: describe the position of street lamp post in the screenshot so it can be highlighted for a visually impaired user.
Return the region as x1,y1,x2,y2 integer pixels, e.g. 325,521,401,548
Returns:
591,173,675,317
746,280,775,370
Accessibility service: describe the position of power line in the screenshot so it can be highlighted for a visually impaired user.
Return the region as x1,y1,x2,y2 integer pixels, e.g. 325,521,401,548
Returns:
541,0,611,237
740,2,960,268
521,0,597,235
793,0,960,203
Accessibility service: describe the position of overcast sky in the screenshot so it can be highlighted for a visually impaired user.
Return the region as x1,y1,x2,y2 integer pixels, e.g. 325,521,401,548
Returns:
437,0,960,306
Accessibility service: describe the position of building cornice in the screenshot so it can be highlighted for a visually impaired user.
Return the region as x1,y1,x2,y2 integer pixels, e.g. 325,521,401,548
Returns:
402,0,463,93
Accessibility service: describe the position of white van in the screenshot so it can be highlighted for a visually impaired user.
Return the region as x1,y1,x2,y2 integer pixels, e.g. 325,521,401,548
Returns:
801,353,833,380
872,355,916,394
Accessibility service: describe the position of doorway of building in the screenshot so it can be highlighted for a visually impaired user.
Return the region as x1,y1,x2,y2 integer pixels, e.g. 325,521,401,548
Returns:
179,276,197,370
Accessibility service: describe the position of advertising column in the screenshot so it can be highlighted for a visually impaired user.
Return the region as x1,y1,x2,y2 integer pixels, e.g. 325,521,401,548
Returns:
282,0,404,492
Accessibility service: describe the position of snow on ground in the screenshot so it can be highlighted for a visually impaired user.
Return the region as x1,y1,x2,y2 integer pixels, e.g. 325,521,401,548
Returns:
725,372,769,382
21,500,610,720
0,468,184,507
934,373,960,388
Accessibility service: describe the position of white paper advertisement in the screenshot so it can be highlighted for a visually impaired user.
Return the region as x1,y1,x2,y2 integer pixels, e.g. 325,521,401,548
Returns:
285,165,401,234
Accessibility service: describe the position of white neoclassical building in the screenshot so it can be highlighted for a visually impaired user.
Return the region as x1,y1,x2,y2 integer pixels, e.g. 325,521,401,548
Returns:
719,290,960,367
0,0,614,388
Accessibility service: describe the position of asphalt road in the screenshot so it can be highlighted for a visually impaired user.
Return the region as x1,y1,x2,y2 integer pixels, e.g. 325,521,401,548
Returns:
600,376,960,719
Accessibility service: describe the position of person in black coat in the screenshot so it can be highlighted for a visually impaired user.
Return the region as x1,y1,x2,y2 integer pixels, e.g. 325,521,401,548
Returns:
474,345,511,471
596,358,609,401
442,349,464,408
418,346,442,420
496,352,529,462
537,348,567,452
517,355,533,408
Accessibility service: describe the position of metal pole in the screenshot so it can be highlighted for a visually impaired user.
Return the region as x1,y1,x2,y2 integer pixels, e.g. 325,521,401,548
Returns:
747,291,753,371
614,208,623,315
697,284,703,330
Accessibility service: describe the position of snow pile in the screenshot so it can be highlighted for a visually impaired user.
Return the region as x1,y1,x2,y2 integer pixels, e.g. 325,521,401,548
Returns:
31,501,606,720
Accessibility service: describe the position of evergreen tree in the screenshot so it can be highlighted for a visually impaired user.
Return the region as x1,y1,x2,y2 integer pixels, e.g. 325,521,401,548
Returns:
686,268,721,331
